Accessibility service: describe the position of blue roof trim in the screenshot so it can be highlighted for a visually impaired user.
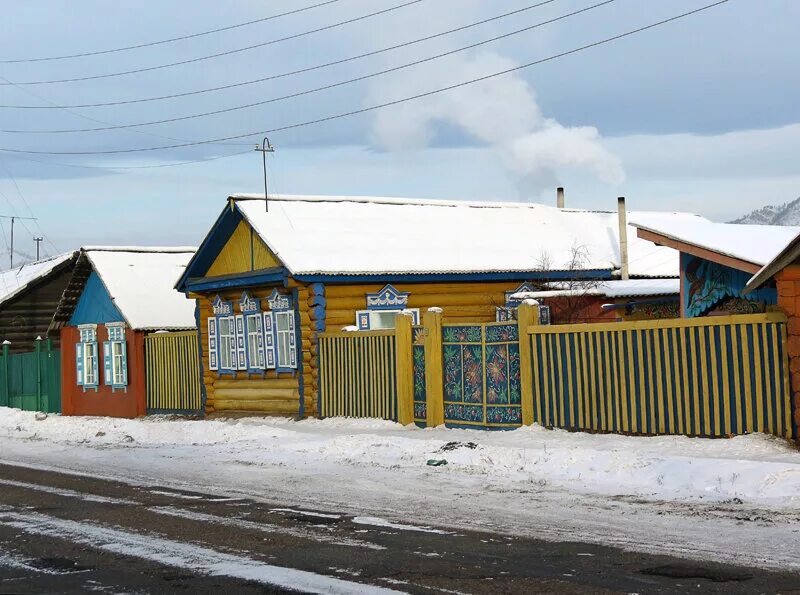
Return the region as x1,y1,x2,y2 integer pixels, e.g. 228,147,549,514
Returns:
185,267,289,292
176,204,243,293
293,270,613,284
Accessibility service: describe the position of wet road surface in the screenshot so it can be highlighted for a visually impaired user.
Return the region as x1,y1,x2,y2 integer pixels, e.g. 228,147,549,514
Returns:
0,462,797,594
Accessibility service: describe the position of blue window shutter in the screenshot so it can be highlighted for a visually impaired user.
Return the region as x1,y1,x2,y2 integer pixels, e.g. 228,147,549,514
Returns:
287,311,297,369
75,342,84,385
103,341,112,385
228,315,237,371
263,311,276,369
235,314,247,371
207,318,218,371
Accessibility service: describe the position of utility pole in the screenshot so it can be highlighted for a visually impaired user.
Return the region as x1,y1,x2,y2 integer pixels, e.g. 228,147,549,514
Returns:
33,237,43,261
0,215,38,268
254,137,275,212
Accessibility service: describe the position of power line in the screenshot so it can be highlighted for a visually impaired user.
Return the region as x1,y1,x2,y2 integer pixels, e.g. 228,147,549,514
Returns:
0,0,731,157
0,0,562,110
6,148,254,171
0,73,250,147
0,0,344,63
0,1,424,86
1,0,613,135
0,157,58,254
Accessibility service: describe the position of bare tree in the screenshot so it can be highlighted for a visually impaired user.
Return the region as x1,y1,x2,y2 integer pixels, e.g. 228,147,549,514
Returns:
534,242,605,324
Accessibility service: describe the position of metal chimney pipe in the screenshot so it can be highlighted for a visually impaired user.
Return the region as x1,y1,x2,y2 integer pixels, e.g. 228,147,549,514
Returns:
556,187,565,209
617,196,629,280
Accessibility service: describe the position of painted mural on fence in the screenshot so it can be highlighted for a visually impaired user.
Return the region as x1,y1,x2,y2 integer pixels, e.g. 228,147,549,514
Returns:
442,324,522,427
683,254,777,318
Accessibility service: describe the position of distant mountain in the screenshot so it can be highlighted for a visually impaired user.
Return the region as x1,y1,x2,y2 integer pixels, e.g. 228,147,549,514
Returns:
731,197,800,225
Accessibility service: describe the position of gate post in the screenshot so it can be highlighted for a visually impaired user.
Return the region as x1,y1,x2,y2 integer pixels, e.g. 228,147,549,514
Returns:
423,308,444,427
394,312,415,425
517,301,538,426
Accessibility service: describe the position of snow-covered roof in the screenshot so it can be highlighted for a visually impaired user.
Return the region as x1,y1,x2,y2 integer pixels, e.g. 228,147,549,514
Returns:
632,219,800,267
511,278,680,300
231,194,702,278
0,252,76,307
744,231,800,294
84,247,197,330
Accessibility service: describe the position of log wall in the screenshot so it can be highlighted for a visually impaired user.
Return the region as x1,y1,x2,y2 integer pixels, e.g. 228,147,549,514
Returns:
194,288,301,416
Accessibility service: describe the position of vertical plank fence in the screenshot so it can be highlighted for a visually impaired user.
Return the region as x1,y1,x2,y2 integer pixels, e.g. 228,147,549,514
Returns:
0,339,61,413
527,313,795,438
318,330,399,420
145,331,202,413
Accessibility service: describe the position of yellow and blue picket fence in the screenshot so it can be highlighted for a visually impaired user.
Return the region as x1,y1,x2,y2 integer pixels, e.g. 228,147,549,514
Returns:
145,330,203,413
527,313,794,438
318,330,398,420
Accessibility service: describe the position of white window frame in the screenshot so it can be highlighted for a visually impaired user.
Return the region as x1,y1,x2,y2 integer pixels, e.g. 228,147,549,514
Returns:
246,313,265,371
77,324,99,390
104,323,128,389
217,315,236,372
355,308,420,330
274,310,296,370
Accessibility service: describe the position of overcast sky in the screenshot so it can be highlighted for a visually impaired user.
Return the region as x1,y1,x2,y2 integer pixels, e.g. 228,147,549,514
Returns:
0,0,798,259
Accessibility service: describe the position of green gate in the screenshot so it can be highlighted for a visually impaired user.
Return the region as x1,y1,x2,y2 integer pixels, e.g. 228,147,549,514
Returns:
0,339,61,413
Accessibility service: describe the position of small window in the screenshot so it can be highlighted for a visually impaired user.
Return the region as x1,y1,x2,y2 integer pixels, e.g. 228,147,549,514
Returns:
355,309,420,330
104,324,128,389
218,316,236,371
275,311,296,369
246,313,265,370
76,325,99,389
83,342,98,385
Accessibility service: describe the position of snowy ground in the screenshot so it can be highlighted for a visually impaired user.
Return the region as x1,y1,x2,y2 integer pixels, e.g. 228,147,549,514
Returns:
1,408,798,572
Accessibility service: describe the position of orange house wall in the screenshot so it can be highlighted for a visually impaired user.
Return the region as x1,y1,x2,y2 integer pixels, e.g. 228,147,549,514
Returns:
60,325,147,418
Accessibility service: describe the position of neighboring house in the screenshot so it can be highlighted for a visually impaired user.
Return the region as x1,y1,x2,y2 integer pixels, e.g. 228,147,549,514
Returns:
510,278,680,323
177,194,699,418
0,252,79,352
56,247,197,418
632,220,800,318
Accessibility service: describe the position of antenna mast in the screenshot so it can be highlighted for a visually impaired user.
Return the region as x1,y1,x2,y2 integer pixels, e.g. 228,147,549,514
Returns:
254,137,275,212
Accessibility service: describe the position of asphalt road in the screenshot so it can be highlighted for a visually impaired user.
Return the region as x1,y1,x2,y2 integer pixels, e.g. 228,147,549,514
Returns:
0,462,796,594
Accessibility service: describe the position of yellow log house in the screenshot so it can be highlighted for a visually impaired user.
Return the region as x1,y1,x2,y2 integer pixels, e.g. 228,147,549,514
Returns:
176,194,691,417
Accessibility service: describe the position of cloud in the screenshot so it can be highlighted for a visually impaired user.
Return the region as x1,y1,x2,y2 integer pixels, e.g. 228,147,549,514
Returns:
367,50,623,197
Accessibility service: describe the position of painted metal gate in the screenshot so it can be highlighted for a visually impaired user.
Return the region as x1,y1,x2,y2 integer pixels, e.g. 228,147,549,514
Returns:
442,323,522,428
145,331,203,413
0,340,61,413
527,313,795,438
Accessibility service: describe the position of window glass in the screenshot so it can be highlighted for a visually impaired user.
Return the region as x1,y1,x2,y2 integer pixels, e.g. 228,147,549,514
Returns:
275,312,292,368
246,315,263,368
112,341,125,385
219,317,234,370
84,342,97,385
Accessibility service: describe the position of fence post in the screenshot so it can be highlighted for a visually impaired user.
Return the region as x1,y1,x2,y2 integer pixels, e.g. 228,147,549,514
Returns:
395,312,415,425
423,308,444,427
35,337,43,412
518,301,539,426
0,341,8,408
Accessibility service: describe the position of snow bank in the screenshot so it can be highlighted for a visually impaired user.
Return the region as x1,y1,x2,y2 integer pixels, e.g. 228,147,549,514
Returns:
1,408,798,508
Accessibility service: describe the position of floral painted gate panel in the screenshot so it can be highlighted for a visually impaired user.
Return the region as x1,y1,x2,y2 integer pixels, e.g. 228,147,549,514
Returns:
442,323,522,428
413,326,426,425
